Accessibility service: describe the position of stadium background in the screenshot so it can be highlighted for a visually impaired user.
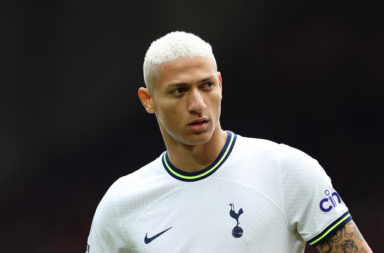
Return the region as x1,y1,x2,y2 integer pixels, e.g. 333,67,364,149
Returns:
2,1,383,252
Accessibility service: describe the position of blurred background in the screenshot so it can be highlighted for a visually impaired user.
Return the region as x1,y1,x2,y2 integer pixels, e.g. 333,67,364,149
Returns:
2,0,383,252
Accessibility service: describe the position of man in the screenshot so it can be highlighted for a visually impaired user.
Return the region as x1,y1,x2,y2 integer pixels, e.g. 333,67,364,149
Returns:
86,31,372,252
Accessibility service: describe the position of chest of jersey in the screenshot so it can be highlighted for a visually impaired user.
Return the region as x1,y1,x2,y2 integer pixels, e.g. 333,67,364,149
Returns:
124,178,296,253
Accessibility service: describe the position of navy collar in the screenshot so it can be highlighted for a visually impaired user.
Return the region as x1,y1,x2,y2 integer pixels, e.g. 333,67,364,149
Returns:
162,131,237,182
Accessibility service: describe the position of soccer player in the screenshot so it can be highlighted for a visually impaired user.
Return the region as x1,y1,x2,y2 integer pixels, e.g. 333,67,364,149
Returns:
86,31,373,252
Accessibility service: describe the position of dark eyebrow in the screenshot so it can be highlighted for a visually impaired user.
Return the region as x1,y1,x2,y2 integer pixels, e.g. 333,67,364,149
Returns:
166,83,188,89
166,75,215,88
198,76,215,84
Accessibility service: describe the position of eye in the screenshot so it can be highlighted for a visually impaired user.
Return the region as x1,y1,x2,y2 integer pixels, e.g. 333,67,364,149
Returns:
170,87,186,96
202,82,213,89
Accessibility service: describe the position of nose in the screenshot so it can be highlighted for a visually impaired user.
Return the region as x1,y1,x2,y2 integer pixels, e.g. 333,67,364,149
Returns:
187,88,206,114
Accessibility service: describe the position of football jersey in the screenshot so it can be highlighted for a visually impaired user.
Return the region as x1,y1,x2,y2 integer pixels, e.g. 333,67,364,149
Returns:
86,131,351,253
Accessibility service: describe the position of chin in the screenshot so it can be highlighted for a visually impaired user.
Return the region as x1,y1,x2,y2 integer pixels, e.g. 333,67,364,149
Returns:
183,130,214,146
161,124,217,147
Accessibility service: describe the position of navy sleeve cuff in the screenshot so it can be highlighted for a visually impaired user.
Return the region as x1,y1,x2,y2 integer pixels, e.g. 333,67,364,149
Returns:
308,211,352,247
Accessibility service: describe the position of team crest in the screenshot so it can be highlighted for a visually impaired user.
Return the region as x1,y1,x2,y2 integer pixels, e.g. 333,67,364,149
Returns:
229,203,244,238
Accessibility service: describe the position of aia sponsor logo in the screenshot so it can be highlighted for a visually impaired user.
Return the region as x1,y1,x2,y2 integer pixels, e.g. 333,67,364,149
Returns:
319,189,342,212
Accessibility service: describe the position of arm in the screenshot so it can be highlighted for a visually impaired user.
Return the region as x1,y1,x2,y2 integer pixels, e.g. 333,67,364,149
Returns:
87,183,129,253
316,220,373,253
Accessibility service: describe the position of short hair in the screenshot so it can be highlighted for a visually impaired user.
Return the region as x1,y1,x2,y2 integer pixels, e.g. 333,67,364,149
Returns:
143,31,217,90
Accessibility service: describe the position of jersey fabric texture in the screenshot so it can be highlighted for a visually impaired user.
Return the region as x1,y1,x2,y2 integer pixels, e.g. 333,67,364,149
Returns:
87,131,351,253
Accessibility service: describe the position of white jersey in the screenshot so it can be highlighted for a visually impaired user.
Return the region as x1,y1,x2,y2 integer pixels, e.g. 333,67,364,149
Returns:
86,131,351,253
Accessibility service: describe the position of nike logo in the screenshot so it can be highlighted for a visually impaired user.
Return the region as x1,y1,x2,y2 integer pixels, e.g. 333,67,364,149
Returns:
144,226,173,244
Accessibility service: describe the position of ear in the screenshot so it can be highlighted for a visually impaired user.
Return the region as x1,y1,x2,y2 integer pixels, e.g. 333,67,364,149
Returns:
138,87,155,114
217,72,223,91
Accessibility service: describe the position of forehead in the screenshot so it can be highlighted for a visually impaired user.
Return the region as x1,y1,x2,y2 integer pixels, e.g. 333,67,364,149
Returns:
154,56,217,88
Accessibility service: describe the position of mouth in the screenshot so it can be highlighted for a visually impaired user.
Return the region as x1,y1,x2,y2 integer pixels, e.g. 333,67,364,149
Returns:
188,118,209,126
188,118,210,132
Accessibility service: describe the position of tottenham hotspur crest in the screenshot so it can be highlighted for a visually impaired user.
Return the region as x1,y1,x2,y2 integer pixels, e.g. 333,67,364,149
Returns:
229,203,244,238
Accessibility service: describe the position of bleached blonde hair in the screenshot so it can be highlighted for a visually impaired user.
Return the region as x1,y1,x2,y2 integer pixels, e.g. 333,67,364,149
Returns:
143,31,217,90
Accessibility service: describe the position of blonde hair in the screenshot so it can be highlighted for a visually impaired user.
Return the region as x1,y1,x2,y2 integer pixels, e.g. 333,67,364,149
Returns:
143,31,217,89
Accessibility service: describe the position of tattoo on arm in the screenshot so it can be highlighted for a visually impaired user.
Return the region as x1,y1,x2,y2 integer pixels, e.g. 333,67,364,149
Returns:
316,220,372,253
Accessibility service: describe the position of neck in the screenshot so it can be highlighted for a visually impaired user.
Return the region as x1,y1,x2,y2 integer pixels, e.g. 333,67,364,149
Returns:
162,128,227,173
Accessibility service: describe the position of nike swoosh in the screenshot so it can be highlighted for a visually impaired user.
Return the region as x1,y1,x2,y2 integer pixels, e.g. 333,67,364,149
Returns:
144,226,173,244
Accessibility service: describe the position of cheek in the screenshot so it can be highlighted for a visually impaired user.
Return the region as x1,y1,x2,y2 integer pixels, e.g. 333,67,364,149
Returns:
211,93,222,111
213,94,223,120
156,102,182,125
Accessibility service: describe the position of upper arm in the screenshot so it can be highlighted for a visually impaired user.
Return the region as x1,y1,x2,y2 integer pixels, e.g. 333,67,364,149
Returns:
87,188,129,253
315,220,373,253
277,145,372,252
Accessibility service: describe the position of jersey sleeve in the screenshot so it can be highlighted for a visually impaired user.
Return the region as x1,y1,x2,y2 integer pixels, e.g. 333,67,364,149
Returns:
86,186,129,253
278,144,351,247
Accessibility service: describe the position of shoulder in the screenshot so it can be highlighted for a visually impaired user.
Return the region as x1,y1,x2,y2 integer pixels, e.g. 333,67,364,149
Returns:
234,133,328,181
234,134,281,157
94,154,164,218
235,134,279,149
234,134,311,164
236,134,316,161
277,143,330,184
87,154,166,249
107,154,165,200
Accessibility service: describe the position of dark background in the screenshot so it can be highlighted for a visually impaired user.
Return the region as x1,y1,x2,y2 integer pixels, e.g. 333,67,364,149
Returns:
2,1,383,252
